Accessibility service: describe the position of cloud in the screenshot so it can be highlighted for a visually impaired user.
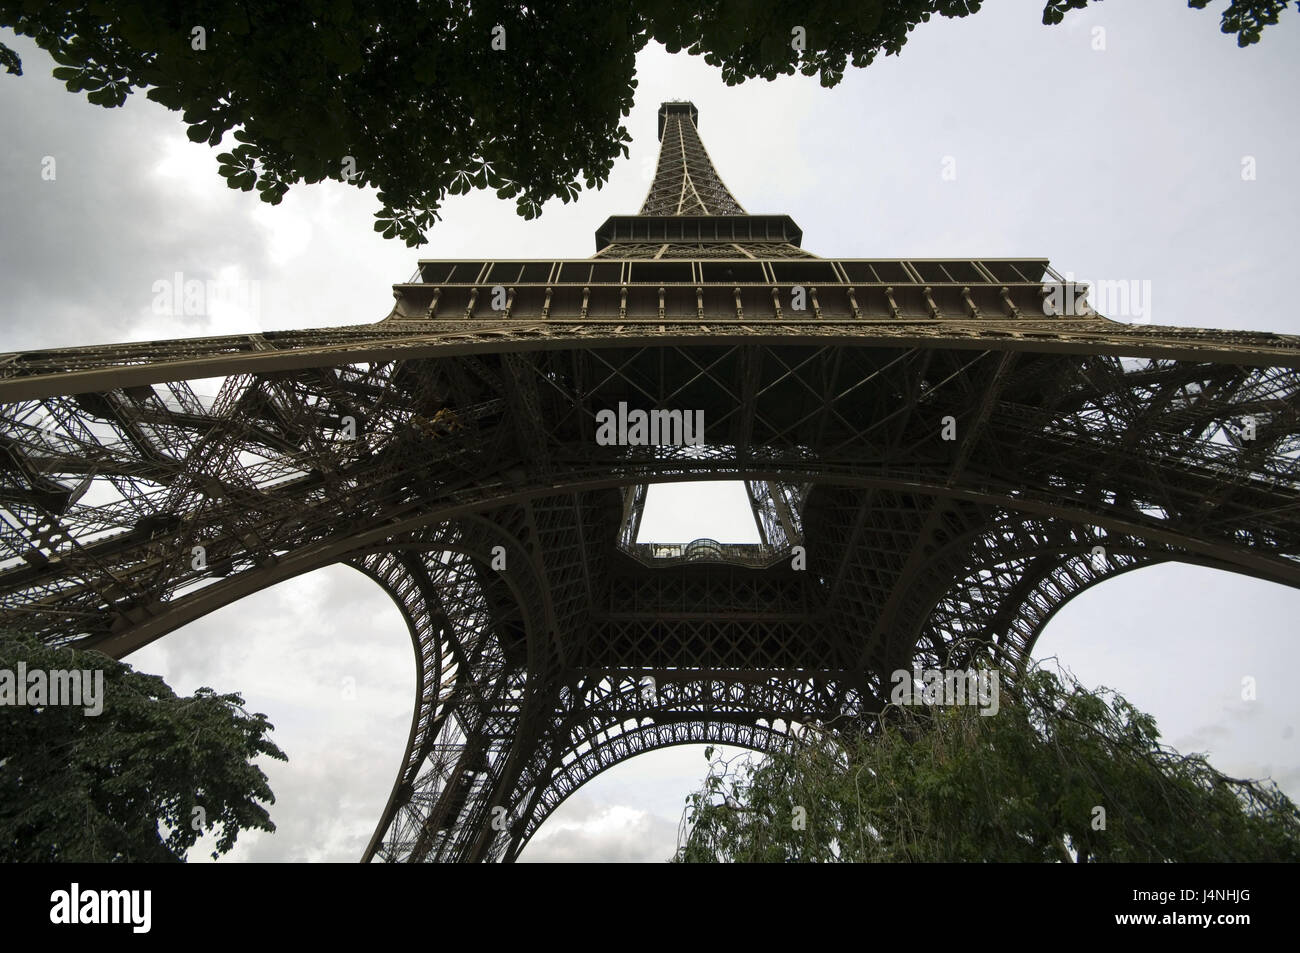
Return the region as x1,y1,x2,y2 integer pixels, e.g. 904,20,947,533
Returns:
519,796,679,863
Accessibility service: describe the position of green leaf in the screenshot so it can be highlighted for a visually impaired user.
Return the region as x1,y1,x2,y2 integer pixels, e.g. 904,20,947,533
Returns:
0,41,22,76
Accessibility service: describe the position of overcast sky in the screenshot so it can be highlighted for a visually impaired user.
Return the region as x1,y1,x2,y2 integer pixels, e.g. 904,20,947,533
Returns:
2,0,1297,862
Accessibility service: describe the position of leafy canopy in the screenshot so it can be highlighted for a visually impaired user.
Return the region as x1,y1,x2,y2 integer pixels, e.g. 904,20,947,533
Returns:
0,1,1286,246
675,658,1300,862
0,632,287,862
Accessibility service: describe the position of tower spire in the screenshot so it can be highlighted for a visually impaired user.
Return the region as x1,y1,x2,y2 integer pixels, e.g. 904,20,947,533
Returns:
640,101,746,216
594,101,805,257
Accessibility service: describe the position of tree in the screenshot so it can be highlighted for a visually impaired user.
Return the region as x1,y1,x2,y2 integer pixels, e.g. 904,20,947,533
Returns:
0,2,1287,247
0,632,287,861
674,658,1300,862
1043,0,1290,46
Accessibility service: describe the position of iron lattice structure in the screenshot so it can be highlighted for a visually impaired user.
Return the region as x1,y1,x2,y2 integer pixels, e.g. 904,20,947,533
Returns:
2,101,1299,862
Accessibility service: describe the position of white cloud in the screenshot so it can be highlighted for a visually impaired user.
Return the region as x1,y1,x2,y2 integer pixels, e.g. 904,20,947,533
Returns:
520,796,679,863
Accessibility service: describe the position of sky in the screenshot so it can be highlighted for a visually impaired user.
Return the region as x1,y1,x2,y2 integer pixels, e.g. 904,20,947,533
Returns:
1,0,1297,862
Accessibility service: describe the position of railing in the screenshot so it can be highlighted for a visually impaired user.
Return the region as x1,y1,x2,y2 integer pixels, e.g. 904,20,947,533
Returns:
621,537,789,569
388,258,1081,323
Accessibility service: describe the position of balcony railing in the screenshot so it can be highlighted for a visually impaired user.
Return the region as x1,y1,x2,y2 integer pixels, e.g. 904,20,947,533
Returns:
387,258,1090,323
621,538,789,569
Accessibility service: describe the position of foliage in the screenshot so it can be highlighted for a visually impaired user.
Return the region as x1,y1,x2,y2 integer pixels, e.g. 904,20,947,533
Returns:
0,2,1284,246
674,659,1300,862
1043,0,1291,47
0,631,287,861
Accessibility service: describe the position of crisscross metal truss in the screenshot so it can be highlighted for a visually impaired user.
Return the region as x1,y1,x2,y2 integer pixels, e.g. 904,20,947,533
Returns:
640,105,746,217
3,329,1300,861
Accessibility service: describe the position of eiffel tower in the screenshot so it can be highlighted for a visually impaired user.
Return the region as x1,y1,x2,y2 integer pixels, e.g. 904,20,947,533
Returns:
2,101,1299,862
